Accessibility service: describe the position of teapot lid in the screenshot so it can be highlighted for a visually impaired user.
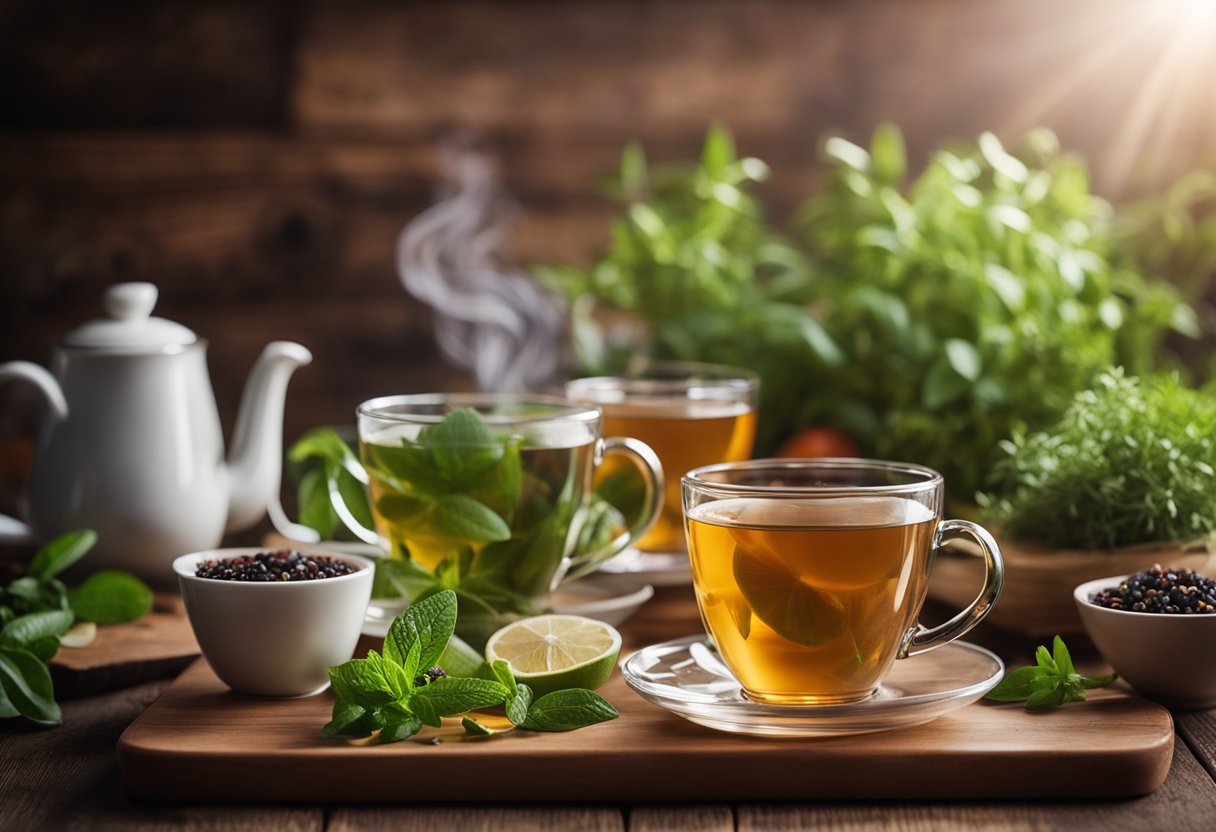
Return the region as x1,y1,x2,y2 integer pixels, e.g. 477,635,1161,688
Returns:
62,283,197,350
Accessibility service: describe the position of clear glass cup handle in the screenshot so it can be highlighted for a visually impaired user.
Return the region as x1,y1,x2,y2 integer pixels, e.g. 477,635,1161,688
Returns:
563,436,664,582
898,519,1004,658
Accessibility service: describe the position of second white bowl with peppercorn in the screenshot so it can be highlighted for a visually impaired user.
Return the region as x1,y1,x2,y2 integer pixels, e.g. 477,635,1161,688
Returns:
173,548,373,698
1074,565,1216,710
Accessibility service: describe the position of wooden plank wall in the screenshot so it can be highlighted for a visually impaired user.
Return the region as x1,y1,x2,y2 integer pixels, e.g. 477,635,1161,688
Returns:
1,0,1213,449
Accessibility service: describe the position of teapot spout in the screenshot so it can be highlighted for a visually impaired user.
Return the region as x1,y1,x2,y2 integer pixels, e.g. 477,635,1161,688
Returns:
225,341,312,533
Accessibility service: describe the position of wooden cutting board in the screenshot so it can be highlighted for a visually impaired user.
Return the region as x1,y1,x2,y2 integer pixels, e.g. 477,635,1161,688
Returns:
51,593,199,698
118,653,1173,802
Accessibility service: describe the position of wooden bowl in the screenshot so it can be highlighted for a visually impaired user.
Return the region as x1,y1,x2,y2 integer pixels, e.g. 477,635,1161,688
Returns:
928,536,1213,638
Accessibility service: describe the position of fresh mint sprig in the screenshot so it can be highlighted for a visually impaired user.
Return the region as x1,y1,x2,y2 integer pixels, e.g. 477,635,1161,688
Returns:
0,530,152,726
985,635,1115,710
322,589,618,744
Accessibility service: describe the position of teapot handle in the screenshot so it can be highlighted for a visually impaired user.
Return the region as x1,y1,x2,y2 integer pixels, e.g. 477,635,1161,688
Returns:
0,361,69,544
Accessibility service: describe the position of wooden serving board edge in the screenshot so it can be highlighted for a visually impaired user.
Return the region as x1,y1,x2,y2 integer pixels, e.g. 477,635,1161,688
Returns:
117,659,1175,803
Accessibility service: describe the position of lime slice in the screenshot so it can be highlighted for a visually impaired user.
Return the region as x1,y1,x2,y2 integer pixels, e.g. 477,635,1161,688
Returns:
731,543,848,647
485,614,622,697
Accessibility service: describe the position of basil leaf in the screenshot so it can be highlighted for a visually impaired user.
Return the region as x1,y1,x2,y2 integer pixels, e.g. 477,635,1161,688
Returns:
1025,684,1068,710
431,495,511,543
0,646,61,725
0,610,74,646
27,530,96,581
520,688,619,732
1051,635,1076,677
411,676,510,717
383,589,458,670
68,570,153,624
377,715,423,744
375,494,429,528
490,659,516,692
1077,672,1117,690
1034,645,1057,673
983,666,1047,702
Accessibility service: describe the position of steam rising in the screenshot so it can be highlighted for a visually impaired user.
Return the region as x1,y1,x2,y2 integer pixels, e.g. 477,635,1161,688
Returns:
396,141,566,392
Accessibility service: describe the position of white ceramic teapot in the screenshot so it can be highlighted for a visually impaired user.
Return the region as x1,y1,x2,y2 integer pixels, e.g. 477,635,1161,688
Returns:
0,282,312,584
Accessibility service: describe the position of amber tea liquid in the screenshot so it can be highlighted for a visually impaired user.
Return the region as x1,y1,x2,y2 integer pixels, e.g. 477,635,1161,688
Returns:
686,496,937,704
601,401,755,553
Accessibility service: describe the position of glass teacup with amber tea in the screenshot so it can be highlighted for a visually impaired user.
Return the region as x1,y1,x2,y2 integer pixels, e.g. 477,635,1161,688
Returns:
682,459,1004,705
566,361,757,565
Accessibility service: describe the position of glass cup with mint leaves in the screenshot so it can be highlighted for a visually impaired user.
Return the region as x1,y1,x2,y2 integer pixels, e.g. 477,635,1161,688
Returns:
342,394,662,644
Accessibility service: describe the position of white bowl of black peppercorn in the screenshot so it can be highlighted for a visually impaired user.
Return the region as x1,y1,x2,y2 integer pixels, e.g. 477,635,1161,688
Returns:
1075,566,1216,710
174,547,373,698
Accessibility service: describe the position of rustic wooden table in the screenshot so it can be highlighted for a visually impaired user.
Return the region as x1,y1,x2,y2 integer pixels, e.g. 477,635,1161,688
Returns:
4,590,1216,831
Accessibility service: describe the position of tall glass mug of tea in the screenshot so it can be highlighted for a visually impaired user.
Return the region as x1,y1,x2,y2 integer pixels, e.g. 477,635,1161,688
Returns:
350,395,662,613
566,362,758,562
682,459,1003,705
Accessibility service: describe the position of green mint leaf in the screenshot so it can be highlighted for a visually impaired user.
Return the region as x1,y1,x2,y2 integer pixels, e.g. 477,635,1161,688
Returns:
377,715,423,744
375,494,429,528
1025,684,1068,711
418,408,496,450
491,659,516,691
401,641,421,691
23,637,61,663
297,467,340,536
0,609,74,646
431,495,511,543
438,635,488,678
1076,672,1117,690
507,683,533,727
470,437,523,522
0,646,61,725
368,442,448,496
372,557,440,601
335,464,374,530
0,685,17,719
462,716,494,736
412,676,510,719
322,700,370,738
288,428,365,482
27,530,96,581
409,692,442,728
327,657,401,709
1052,636,1076,677
984,666,1049,702
68,570,152,624
1034,645,1057,674
365,650,412,701
383,589,458,670
520,688,619,732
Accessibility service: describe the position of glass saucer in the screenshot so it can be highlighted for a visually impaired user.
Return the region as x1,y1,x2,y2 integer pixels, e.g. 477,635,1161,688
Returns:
598,547,692,586
620,635,1004,737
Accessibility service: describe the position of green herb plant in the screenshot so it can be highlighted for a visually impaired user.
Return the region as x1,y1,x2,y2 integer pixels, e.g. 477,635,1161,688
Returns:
0,530,153,725
537,124,1196,506
323,589,618,743
979,369,1216,550
985,636,1115,710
